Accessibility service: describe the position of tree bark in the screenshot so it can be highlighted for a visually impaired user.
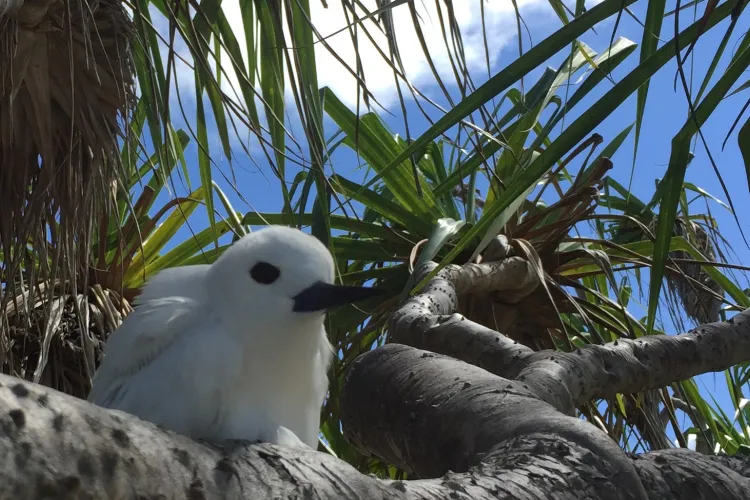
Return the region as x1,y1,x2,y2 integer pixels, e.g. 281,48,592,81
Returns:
390,261,750,414
2,346,750,499
3,258,750,499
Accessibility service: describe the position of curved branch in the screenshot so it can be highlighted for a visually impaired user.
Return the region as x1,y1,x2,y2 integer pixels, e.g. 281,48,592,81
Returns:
3,258,750,498
389,259,539,380
1,358,649,500
340,344,647,499
1,349,749,499
518,309,750,408
413,258,539,303
0,373,396,499
389,312,534,380
391,258,750,416
634,449,750,498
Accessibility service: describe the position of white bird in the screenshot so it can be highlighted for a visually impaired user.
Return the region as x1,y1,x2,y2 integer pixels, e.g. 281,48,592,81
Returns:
87,225,383,449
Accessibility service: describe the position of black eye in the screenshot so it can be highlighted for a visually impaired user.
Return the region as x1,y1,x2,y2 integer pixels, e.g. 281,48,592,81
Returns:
250,262,280,285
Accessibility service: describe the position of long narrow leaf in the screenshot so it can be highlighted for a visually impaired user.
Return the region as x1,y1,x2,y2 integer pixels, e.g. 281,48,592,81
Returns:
647,40,750,333
357,0,642,196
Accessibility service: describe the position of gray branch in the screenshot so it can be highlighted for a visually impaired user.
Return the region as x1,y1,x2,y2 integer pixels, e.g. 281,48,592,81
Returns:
5,347,749,500
3,256,750,498
392,260,750,415
523,310,750,409
0,356,646,500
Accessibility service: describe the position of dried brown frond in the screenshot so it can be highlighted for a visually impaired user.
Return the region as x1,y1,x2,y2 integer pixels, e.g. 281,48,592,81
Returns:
3,288,130,397
646,217,723,327
0,0,135,377
454,158,613,350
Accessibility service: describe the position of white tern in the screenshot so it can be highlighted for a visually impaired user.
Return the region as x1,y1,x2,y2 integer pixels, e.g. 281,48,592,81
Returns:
87,225,384,449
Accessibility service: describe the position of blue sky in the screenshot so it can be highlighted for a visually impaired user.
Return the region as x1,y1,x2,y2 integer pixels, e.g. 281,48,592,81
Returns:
141,0,750,447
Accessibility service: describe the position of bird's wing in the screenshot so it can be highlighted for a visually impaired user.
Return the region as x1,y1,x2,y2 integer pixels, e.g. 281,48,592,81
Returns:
88,296,243,437
87,296,201,406
90,263,211,407
314,333,334,406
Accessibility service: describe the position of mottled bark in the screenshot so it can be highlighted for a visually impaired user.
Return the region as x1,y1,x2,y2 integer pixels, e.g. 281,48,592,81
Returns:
2,257,750,499
2,347,749,500
340,344,646,494
391,261,750,415
633,449,750,498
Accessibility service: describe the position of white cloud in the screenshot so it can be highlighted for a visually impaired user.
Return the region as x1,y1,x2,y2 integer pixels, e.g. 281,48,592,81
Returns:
213,0,548,111
146,1,555,161
132,1,565,217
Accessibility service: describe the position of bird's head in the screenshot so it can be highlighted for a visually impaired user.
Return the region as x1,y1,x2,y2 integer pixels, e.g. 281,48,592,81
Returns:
205,225,385,336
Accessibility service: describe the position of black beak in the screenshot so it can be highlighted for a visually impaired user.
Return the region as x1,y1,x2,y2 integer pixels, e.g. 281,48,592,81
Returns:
292,281,386,313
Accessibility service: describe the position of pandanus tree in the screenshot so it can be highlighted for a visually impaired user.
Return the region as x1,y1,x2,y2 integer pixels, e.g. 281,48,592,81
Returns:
2,0,750,498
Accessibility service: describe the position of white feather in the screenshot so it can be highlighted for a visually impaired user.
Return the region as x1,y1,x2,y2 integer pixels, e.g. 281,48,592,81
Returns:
88,226,339,449
133,264,211,305
88,297,243,438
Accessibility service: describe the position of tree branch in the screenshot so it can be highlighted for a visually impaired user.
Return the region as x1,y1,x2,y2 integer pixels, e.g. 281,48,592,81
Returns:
391,259,750,415
1,343,749,499
633,449,750,498
513,309,750,410
340,344,645,496
4,255,750,499
0,351,652,500
0,372,494,500
389,260,538,380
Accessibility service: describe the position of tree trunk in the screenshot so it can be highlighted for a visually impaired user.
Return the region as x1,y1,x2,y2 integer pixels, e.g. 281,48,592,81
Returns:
2,258,750,499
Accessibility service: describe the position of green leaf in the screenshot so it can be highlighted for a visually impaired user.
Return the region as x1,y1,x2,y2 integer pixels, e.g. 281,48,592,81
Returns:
141,220,237,281
357,0,642,196
471,181,536,262
403,217,466,296
330,237,411,262
132,0,168,168
561,236,750,309
647,38,750,333
123,187,206,284
329,175,434,236
394,0,739,299
633,0,667,171
212,183,247,237
615,393,628,418
604,177,648,216
241,211,410,243
433,68,558,199
592,124,634,166
257,1,287,195
547,37,638,132
679,379,723,452
322,88,437,216
181,245,232,266
683,182,730,211
218,2,260,129
740,116,750,192
424,143,461,220
195,72,217,251
487,93,549,205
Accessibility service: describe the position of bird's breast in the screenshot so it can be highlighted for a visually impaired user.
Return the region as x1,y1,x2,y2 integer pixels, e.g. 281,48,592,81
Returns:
217,330,330,447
